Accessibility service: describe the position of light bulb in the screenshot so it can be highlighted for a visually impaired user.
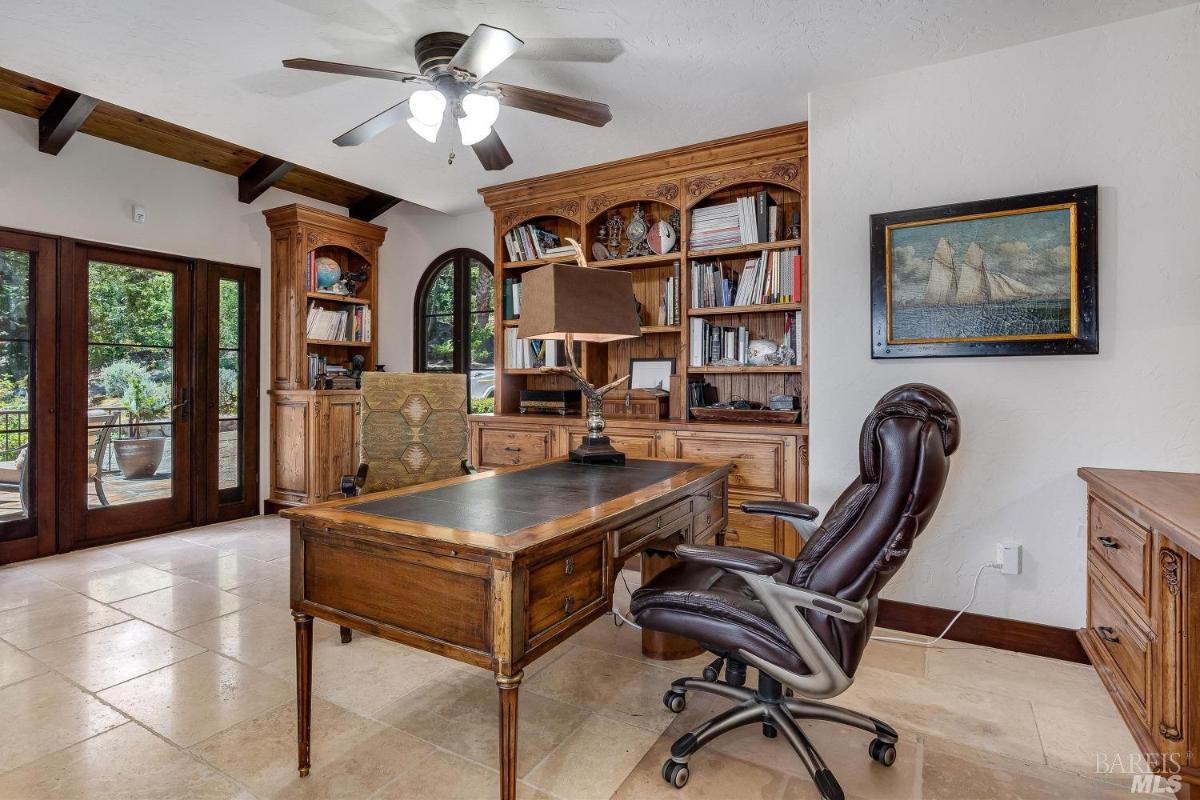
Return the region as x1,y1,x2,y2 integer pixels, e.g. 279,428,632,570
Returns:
407,116,441,143
461,92,500,127
409,89,446,126
458,116,492,146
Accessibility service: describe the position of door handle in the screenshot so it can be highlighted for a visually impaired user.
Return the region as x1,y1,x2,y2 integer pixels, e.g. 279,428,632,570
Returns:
1096,626,1120,644
1096,536,1120,550
173,388,191,421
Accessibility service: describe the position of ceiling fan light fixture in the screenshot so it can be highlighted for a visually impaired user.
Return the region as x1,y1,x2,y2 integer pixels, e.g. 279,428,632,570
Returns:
457,116,492,146
407,116,441,143
462,92,501,127
409,89,447,126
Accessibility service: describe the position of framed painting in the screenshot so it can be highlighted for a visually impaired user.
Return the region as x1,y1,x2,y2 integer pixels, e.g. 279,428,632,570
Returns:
870,185,1098,358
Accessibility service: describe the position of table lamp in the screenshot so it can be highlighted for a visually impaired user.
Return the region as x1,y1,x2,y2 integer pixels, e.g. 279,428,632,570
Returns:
516,239,641,465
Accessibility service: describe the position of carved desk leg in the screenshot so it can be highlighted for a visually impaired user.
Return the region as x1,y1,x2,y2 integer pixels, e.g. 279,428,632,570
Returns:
293,611,313,777
496,670,523,800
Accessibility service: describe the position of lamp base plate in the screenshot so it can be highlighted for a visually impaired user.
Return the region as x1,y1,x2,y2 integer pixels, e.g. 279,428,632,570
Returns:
569,437,626,466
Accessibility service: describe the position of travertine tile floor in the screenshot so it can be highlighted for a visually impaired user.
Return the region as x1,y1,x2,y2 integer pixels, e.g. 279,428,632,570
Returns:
0,515,1145,799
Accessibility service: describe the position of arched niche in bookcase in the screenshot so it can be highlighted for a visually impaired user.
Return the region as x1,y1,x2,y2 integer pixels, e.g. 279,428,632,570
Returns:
498,198,583,268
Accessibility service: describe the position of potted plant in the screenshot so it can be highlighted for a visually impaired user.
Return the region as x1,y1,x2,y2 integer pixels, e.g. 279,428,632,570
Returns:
112,372,171,479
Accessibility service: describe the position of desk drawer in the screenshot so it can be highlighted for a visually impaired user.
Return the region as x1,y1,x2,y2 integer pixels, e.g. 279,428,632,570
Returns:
693,493,727,535
616,497,694,557
1088,497,1148,604
569,430,656,459
1087,572,1150,718
724,503,777,552
671,434,785,497
527,540,605,639
480,427,551,468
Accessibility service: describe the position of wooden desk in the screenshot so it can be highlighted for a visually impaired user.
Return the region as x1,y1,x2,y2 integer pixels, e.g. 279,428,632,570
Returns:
281,457,730,800
1078,468,1200,793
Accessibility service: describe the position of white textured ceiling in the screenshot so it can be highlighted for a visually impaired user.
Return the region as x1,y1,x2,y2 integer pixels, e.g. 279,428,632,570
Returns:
0,0,1187,213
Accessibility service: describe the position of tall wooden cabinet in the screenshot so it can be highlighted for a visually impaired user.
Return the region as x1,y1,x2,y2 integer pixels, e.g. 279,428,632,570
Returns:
264,205,386,509
472,124,810,556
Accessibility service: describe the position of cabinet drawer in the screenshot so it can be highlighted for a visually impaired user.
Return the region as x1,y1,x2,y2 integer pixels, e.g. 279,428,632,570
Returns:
724,504,777,552
480,427,551,468
693,493,727,535
527,540,606,639
616,496,694,557
694,514,725,546
1088,497,1149,603
569,430,656,459
672,434,784,497
1087,573,1150,717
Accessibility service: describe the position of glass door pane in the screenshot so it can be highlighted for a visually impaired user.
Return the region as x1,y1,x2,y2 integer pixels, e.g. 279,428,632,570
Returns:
468,257,495,413
87,261,176,508
0,248,32,525
217,278,242,494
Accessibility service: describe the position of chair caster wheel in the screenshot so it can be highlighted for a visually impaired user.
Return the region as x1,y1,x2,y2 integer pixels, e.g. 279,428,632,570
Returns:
868,738,897,767
663,689,686,713
661,759,689,788
762,722,777,738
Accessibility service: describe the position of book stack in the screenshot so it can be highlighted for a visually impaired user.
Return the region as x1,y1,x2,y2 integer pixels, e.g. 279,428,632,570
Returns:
306,353,327,389
306,250,317,291
325,365,357,390
306,303,372,342
657,262,682,325
502,278,523,320
503,329,563,369
503,223,574,262
689,191,783,251
688,310,802,368
689,247,801,309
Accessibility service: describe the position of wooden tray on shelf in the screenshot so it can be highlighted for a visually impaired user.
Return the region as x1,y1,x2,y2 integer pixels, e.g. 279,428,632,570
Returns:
690,407,801,424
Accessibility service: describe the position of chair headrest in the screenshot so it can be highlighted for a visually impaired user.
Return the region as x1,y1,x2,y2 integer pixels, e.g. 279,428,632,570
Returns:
859,384,960,482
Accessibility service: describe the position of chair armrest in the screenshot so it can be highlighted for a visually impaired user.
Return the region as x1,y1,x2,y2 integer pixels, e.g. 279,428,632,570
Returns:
675,544,784,576
462,459,479,475
341,463,369,498
739,499,819,520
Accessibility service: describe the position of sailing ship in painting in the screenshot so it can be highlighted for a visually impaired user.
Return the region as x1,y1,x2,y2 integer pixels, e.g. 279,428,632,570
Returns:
890,213,1073,343
924,239,1037,305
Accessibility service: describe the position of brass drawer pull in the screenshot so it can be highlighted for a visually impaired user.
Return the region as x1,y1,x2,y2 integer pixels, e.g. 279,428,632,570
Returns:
1097,536,1120,549
504,446,521,452
1096,626,1120,644
655,516,663,530
564,594,574,613
704,513,713,525
564,557,574,575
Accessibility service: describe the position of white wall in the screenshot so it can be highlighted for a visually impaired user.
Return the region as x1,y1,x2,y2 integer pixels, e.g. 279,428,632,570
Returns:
808,4,1200,628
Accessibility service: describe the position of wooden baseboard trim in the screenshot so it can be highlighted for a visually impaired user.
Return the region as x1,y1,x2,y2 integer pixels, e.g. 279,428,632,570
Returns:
877,598,1088,663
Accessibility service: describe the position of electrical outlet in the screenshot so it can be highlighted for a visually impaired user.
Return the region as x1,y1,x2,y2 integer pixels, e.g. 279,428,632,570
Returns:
996,541,1021,575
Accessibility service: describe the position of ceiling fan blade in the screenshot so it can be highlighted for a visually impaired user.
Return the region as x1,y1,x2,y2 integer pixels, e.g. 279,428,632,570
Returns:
283,58,423,83
448,24,523,79
486,82,611,127
471,129,513,171
333,99,410,146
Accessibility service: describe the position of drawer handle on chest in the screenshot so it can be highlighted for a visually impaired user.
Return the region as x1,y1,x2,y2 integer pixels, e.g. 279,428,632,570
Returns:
655,516,663,530
563,595,574,613
504,446,521,452
564,557,574,575
1096,626,1120,644
1097,536,1120,550
705,513,713,525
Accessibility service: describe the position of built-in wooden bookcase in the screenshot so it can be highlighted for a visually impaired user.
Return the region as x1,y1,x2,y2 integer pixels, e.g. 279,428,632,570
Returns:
263,204,386,510
475,124,811,557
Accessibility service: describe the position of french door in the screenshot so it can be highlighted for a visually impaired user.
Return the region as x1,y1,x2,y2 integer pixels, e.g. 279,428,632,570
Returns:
0,231,57,562
60,243,195,546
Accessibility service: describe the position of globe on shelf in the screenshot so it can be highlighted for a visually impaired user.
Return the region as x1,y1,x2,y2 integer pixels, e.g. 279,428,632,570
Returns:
315,257,341,289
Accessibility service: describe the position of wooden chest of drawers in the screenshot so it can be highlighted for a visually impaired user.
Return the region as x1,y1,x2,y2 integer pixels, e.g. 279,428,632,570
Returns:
469,414,807,556
1078,468,1200,790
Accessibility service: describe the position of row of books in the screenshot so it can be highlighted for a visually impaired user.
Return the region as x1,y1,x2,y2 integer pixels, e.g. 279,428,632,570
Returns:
689,248,801,308
502,223,574,262
306,353,327,390
688,190,786,250
306,302,372,342
655,262,682,326
688,311,803,367
502,278,524,320
503,328,566,369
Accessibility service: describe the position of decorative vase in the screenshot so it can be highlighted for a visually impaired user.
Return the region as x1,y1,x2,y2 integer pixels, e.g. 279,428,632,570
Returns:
113,437,166,479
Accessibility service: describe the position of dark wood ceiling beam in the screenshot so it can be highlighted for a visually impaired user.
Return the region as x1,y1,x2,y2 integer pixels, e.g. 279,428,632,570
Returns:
238,155,295,204
38,88,98,155
349,191,401,222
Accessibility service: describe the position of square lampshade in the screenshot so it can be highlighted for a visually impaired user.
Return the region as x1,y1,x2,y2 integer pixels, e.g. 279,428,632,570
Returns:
516,263,642,343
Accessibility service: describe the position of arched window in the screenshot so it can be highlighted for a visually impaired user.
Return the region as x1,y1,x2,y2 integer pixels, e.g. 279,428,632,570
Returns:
413,249,494,412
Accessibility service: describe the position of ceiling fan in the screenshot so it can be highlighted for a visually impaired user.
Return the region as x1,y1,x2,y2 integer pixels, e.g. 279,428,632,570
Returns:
284,24,613,171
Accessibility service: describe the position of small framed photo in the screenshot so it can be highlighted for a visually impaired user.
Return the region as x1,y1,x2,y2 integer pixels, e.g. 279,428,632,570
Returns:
629,357,674,391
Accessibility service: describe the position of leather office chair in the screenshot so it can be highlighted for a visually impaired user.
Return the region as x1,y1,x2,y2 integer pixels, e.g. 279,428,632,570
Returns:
631,384,959,800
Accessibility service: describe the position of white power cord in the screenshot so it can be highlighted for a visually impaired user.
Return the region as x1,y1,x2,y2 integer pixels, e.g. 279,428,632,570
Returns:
611,571,642,629
870,561,1000,648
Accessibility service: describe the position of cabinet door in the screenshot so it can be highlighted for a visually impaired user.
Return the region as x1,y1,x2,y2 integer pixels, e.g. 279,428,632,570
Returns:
318,394,360,501
569,429,656,459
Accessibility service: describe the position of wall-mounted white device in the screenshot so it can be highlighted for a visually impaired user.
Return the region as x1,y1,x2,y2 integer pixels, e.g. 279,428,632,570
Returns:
996,541,1021,575
132,204,146,224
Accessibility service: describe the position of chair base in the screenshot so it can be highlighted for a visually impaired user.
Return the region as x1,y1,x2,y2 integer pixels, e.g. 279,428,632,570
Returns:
660,668,897,800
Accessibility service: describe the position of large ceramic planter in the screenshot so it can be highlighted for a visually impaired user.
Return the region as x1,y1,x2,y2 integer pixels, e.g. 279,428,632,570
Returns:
113,437,165,479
